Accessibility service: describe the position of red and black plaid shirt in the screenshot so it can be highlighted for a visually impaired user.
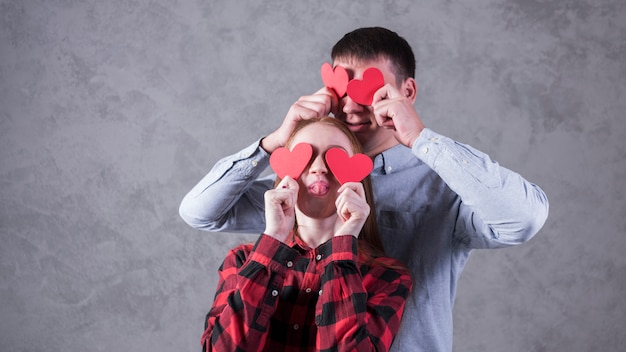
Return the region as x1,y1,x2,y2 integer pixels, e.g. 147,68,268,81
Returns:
202,234,412,351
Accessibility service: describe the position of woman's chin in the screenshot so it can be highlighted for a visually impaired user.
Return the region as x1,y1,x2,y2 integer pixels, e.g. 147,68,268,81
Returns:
298,204,336,220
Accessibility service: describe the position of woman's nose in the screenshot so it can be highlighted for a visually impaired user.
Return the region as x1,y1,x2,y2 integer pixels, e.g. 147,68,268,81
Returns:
308,154,328,175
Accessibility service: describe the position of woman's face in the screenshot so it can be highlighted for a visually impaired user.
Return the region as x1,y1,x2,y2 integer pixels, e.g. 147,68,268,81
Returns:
289,123,354,219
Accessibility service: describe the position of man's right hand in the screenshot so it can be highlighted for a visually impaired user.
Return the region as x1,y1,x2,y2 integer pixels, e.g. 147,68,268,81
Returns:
260,87,338,153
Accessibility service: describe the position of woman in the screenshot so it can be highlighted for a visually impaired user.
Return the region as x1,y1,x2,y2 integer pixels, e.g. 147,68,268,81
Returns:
201,117,412,351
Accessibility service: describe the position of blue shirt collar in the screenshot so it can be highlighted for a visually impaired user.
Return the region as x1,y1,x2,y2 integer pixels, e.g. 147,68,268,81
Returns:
372,144,418,176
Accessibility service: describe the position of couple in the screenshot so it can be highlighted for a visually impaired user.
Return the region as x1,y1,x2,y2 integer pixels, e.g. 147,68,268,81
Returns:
180,27,550,352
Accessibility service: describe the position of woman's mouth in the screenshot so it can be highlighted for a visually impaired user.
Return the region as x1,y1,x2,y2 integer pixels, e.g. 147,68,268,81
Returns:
308,181,330,197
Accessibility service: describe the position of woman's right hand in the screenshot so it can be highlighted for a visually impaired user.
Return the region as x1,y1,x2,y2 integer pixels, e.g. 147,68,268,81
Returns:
263,176,299,242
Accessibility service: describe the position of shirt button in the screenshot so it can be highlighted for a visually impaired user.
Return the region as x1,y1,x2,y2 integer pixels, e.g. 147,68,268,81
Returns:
286,261,293,268
318,289,323,296
271,290,279,297
251,160,258,167
386,166,393,172
316,254,322,261
293,324,299,330
429,137,439,142
421,147,429,154
305,288,312,293
462,159,469,164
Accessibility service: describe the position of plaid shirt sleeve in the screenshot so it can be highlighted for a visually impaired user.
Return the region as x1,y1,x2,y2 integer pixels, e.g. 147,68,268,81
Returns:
201,234,299,352
315,235,413,352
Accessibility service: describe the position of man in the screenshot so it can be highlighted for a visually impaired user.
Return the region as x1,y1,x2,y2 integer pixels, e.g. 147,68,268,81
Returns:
180,27,549,351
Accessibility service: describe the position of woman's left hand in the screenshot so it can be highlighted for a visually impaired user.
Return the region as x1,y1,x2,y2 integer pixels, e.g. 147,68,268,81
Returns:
334,182,370,238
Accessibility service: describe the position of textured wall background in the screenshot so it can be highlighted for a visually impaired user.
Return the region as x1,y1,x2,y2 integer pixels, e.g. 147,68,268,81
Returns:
1,0,624,351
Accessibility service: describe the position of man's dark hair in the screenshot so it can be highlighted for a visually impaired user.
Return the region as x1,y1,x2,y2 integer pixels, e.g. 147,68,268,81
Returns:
331,27,416,83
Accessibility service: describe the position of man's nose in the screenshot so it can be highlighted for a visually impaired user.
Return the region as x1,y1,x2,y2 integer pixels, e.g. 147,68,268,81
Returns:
342,95,365,114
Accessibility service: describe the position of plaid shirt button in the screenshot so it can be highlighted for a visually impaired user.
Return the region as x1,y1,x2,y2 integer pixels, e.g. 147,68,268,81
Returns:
316,254,322,261
271,290,279,297
293,324,299,330
305,288,311,293
286,261,293,268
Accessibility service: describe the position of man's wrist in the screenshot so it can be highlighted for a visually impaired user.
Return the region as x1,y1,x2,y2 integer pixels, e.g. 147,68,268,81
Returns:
260,134,280,153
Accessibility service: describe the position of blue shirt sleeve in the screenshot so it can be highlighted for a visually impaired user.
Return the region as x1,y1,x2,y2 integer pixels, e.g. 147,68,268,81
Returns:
411,128,550,248
178,139,273,233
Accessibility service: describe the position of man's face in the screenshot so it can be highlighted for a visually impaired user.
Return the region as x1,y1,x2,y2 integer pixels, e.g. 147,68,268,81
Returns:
332,57,402,156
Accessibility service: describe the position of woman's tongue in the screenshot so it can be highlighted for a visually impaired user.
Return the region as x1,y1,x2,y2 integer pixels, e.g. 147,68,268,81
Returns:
308,180,329,197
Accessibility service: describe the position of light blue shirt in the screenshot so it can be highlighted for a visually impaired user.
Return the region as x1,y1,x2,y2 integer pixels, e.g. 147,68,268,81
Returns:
180,128,549,352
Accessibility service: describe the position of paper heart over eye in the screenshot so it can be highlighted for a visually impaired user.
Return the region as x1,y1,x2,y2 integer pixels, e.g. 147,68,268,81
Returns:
269,143,313,180
321,62,349,98
325,148,373,185
345,67,385,106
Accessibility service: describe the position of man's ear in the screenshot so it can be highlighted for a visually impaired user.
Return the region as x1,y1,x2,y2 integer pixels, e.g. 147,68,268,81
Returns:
402,77,418,103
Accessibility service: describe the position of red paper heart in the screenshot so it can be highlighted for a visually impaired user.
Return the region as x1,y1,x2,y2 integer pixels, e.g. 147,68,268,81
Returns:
269,143,313,180
321,62,349,98
325,148,373,184
345,67,385,106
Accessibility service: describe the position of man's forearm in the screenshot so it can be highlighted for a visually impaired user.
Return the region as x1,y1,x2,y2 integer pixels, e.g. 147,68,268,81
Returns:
179,140,273,233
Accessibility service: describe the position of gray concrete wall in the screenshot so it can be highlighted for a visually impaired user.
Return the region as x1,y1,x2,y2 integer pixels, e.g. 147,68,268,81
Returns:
1,1,624,351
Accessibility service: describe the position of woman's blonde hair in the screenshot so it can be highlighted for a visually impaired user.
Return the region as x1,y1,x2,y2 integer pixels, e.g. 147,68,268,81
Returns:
276,116,386,262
